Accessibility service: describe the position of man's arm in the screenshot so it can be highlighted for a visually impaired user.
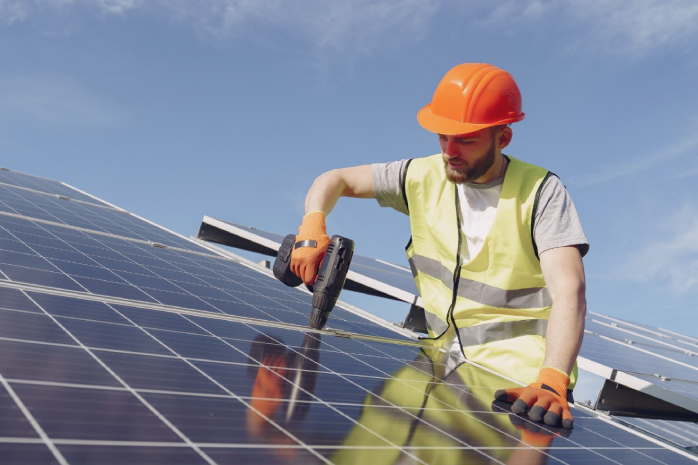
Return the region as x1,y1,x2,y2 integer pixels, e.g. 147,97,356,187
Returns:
540,245,587,374
304,165,375,215
291,165,375,285
494,245,586,429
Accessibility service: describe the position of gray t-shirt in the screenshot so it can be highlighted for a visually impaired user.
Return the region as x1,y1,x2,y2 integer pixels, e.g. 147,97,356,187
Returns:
372,158,589,257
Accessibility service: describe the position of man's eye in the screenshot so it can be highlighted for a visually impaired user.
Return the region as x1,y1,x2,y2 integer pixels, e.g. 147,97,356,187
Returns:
457,139,473,144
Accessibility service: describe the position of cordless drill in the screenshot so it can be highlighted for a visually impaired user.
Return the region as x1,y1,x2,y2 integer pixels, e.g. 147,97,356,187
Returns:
273,234,354,330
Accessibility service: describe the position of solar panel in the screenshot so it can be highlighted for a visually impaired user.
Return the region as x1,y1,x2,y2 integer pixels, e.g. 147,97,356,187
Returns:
0,167,696,464
577,313,698,417
620,417,698,451
0,167,107,206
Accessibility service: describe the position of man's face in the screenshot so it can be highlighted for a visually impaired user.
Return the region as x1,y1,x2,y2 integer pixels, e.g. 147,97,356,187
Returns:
439,128,497,184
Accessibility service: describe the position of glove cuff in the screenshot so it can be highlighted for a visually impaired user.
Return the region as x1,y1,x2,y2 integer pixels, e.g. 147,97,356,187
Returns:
298,211,327,237
537,366,570,398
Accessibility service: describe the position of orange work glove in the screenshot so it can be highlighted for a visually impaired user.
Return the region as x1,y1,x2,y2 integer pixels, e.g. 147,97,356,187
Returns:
290,211,330,286
494,366,574,429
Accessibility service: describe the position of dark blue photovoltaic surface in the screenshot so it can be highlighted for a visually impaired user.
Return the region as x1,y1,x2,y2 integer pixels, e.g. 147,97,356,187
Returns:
0,168,695,464
0,185,200,251
0,293,690,464
582,319,698,403
0,214,404,338
0,293,694,464
0,168,106,205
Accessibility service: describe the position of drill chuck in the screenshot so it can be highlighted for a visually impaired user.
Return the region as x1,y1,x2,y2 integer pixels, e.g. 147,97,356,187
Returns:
309,308,329,330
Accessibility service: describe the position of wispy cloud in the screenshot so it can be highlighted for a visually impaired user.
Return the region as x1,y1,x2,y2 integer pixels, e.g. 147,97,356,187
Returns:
0,0,438,58
2,0,696,58
475,0,698,57
615,205,698,293
0,0,139,23
0,75,123,127
571,0,698,56
568,133,698,186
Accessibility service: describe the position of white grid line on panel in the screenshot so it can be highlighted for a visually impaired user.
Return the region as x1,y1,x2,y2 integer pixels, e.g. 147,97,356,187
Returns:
1,207,418,341
591,311,698,344
1,288,694,462
0,209,194,254
0,371,69,464
591,319,698,357
173,314,432,465
573,403,698,463
0,216,348,330
586,331,698,376
238,325,516,465
632,418,698,445
263,326,696,465
0,280,423,350
20,291,219,465
103,305,335,465
0,209,224,258
0,181,120,210
0,187,157,241
192,237,419,339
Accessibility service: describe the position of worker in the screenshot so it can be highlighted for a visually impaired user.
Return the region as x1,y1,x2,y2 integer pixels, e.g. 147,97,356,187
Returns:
290,63,588,429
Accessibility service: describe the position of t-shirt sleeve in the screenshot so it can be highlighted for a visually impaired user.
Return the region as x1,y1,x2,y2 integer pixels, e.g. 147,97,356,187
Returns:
533,175,590,257
372,160,410,215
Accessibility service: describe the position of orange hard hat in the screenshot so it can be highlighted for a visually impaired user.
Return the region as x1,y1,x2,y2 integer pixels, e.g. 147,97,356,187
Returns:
417,63,524,135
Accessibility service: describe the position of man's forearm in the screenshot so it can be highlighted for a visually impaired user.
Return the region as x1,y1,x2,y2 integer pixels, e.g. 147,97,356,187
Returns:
542,289,586,374
539,246,587,376
305,170,346,215
304,165,376,215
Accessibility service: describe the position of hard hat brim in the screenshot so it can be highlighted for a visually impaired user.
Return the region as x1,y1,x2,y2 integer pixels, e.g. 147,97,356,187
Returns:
417,103,524,135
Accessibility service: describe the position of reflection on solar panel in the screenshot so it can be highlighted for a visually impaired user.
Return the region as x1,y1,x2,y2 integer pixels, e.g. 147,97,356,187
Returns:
0,167,696,464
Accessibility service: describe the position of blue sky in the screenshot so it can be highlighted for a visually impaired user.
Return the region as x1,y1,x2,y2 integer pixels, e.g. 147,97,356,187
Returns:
1,0,697,336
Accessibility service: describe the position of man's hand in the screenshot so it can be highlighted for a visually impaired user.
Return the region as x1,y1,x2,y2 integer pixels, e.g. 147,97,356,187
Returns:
290,212,330,286
494,366,574,429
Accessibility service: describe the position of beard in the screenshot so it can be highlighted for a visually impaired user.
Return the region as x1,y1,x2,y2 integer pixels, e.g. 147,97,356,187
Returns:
443,140,496,184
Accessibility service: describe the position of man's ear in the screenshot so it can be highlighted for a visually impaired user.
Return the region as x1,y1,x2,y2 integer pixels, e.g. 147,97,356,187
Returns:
498,127,513,149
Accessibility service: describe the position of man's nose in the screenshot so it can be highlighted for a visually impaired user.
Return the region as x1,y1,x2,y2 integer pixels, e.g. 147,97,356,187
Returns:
443,140,459,157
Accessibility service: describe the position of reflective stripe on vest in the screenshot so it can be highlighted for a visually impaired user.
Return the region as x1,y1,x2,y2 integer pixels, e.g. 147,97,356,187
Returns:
424,309,449,335
458,318,548,347
408,254,552,309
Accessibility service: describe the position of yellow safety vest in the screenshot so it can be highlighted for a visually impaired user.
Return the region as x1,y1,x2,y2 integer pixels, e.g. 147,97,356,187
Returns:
404,154,578,387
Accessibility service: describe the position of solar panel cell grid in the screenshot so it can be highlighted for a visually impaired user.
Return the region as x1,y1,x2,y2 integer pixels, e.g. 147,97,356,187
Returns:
580,333,698,391
0,169,695,464
0,168,105,205
0,215,405,338
587,316,698,365
0,187,197,250
0,288,695,463
621,417,698,449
